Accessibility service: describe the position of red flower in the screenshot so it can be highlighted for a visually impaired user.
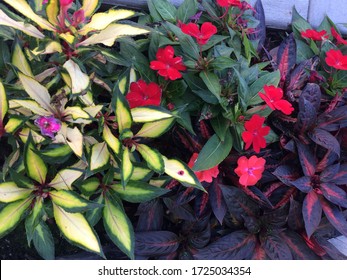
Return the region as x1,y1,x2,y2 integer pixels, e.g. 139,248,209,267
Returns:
126,80,162,109
325,49,347,70
181,22,217,45
331,27,347,45
234,155,265,187
301,29,328,41
188,153,219,183
150,46,187,80
241,114,270,153
60,0,73,6
217,0,243,8
259,85,294,115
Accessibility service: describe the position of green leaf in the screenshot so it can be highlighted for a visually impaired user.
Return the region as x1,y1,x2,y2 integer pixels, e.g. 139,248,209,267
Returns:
103,125,121,156
53,203,104,257
234,69,250,110
135,118,175,138
49,169,84,190
24,134,47,184
50,190,101,213
163,156,205,192
136,144,164,174
121,147,134,188
86,194,104,227
33,222,55,260
90,142,110,171
114,88,132,133
12,43,33,77
111,181,169,203
0,181,33,203
292,7,312,39
103,191,134,259
114,164,153,181
0,197,32,238
0,81,8,125
152,0,177,22
79,177,100,197
176,0,198,23
199,71,221,102
193,131,233,171
40,144,72,163
211,115,230,141
209,56,236,71
25,197,44,245
131,106,174,123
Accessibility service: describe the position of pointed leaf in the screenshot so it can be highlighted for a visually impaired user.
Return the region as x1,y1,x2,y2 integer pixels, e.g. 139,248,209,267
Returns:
53,203,103,256
63,60,90,94
114,89,132,133
135,118,175,138
152,0,177,22
0,9,45,39
209,179,227,225
320,183,347,208
261,233,292,260
63,106,90,120
24,135,47,184
33,222,55,260
0,181,33,203
320,199,347,236
136,144,164,174
103,125,121,155
194,230,256,260
0,197,32,238
78,23,149,47
135,231,179,257
0,81,7,125
131,106,174,123
163,156,205,192
66,127,84,158
82,0,99,17
50,190,100,213
309,128,340,157
331,164,347,185
25,197,44,245
18,73,53,113
199,71,221,102
90,142,110,171
11,99,51,116
111,181,169,203
193,131,232,171
276,33,296,82
303,191,322,238
12,43,33,77
86,194,104,227
296,141,316,176
176,0,198,23
46,0,59,25
49,169,83,190
292,176,312,193
104,192,134,259
121,147,134,188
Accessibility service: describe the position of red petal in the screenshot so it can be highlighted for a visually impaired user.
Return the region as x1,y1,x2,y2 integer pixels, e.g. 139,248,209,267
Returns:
200,22,217,38
150,61,167,70
181,23,200,38
258,92,275,110
264,85,283,100
274,99,294,115
166,67,182,80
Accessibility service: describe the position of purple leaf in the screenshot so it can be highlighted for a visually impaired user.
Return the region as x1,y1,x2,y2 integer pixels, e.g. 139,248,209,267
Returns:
303,191,322,238
320,198,347,236
163,197,196,222
299,83,321,111
276,33,296,84
251,242,269,260
320,183,347,208
136,199,163,232
320,163,340,182
288,198,304,231
135,231,179,257
194,192,210,219
331,163,347,185
260,232,292,260
296,141,316,176
292,176,312,193
194,230,256,260
318,106,347,131
273,165,300,186
287,58,317,91
309,128,340,157
209,180,227,225
189,223,211,249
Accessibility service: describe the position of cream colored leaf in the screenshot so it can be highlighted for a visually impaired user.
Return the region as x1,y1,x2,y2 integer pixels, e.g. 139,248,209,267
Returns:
49,169,84,190
32,41,62,55
12,43,33,77
63,60,90,94
90,142,110,171
11,100,51,116
82,0,99,18
66,127,84,158
0,182,33,203
0,81,8,123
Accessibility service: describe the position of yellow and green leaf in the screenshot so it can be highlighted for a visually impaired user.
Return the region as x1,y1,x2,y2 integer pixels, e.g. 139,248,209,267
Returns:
0,197,32,238
49,169,84,190
32,41,62,55
114,164,153,181
103,125,121,156
121,147,133,188
46,0,59,25
131,106,174,123
12,43,33,77
63,106,90,120
0,182,33,203
25,197,44,245
136,144,164,174
66,127,84,158
111,181,169,203
4,116,25,134
11,99,51,116
135,118,175,138
103,192,134,259
63,60,90,94
82,0,100,18
53,203,104,256
24,135,47,184
114,90,132,133
0,81,8,125
163,156,205,192
79,177,100,197
90,142,110,171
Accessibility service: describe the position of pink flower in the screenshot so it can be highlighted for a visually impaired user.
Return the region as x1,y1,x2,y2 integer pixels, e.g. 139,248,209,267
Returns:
234,155,266,187
35,116,61,139
60,0,73,6
180,22,217,45
188,153,219,183
258,85,294,115
242,114,270,153
301,29,328,41
150,46,187,80
126,80,162,109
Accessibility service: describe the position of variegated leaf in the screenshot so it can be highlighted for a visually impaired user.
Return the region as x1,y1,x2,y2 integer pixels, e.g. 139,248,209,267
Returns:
103,125,121,156
12,43,33,77
82,0,99,17
63,60,90,94
90,142,110,171
0,182,33,203
0,81,8,125
131,106,174,123
49,169,84,190
135,118,175,138
136,144,164,174
50,190,100,212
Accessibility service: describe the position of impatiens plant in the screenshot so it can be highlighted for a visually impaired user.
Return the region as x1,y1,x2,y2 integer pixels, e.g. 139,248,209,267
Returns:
1,0,347,260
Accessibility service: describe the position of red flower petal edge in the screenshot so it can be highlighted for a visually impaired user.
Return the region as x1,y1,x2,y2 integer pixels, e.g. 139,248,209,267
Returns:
188,153,219,183
325,49,347,70
234,155,266,187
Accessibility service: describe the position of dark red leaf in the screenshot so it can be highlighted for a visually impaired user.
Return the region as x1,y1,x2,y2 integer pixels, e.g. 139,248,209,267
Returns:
286,58,318,91
194,191,210,218
209,180,227,225
316,151,339,173
174,128,203,153
136,199,163,232
262,205,289,227
292,176,312,193
320,182,347,208
260,232,292,260
309,128,340,157
248,0,266,52
189,223,211,249
299,83,321,111
318,105,347,131
280,230,319,259
273,165,300,186
251,242,269,260
296,99,317,132
194,230,256,260
331,163,347,185
313,235,347,260
176,187,197,205
303,191,322,238
320,198,347,236
163,197,196,222
135,231,179,257
244,186,273,208
288,198,304,231
276,33,296,83
296,141,316,176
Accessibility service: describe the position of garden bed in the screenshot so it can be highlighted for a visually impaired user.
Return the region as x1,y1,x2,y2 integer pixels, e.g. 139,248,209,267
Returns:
0,0,347,260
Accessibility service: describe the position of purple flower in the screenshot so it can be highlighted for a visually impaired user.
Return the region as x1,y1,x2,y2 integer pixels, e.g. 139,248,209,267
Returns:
35,116,61,139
